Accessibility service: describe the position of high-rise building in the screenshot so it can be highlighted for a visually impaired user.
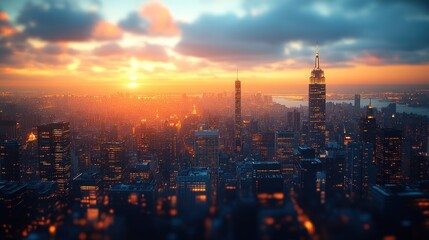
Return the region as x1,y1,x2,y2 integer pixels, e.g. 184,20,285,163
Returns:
38,122,71,196
345,142,374,200
296,157,324,206
370,184,429,236
21,132,38,181
293,109,301,132
376,128,402,185
234,74,242,156
360,100,377,147
0,140,20,181
354,94,361,112
251,132,276,161
109,183,156,215
308,48,326,151
0,120,16,141
101,142,125,190
129,162,153,183
194,130,219,168
72,172,101,211
176,167,211,216
324,143,346,195
275,131,295,182
0,182,29,238
287,110,301,132
252,161,284,207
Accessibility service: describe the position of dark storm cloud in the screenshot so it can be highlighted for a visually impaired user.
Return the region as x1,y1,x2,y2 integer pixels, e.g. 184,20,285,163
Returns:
176,0,429,66
118,12,149,34
16,1,100,42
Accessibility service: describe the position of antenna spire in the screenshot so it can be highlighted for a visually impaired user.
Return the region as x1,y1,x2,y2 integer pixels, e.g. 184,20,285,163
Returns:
315,46,320,69
236,69,238,80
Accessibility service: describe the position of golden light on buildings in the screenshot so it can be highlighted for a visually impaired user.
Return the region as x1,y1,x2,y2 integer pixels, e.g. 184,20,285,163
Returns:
49,225,56,235
264,217,275,225
304,220,315,234
28,132,36,142
170,209,177,216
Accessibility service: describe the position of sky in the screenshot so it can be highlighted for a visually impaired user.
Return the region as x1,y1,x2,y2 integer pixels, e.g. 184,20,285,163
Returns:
0,0,428,94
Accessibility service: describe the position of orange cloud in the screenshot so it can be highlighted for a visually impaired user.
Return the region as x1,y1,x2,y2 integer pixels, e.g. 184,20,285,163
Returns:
355,51,383,65
0,26,14,36
0,11,15,36
0,12,9,21
140,2,179,36
93,21,123,40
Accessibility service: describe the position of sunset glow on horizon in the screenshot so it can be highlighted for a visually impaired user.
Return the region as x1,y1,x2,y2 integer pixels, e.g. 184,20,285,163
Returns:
0,0,428,94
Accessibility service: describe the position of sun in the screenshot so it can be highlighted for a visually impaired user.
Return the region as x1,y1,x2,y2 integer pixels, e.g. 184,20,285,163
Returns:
128,82,138,88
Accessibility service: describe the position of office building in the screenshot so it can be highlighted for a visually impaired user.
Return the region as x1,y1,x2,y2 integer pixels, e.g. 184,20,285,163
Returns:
275,131,295,182
251,132,275,162
376,128,402,185
38,122,71,196
345,142,374,200
194,130,219,168
0,140,20,181
176,167,211,216
354,94,361,112
101,142,125,190
109,183,156,215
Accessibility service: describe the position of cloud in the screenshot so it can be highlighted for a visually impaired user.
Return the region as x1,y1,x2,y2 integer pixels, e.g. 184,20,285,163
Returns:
0,11,25,65
141,2,179,36
176,2,359,66
92,42,169,62
92,42,124,56
176,0,429,66
118,12,149,34
93,21,123,41
16,1,100,42
0,11,15,37
40,43,78,55
119,2,179,37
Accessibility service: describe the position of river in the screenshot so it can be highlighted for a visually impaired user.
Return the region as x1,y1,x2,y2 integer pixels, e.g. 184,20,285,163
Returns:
272,97,429,117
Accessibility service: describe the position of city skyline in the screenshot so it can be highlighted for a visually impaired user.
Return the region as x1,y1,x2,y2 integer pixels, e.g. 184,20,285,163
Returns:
1,0,429,94
1,1,429,239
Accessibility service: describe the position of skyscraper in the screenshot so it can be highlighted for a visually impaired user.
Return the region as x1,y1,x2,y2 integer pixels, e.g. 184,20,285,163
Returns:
275,131,295,182
234,73,242,156
0,120,16,141
308,48,326,151
354,94,361,112
360,100,377,147
101,141,125,191
38,122,71,196
345,142,374,200
287,110,301,132
376,128,402,185
0,140,20,181
177,167,211,216
251,132,276,161
194,130,219,168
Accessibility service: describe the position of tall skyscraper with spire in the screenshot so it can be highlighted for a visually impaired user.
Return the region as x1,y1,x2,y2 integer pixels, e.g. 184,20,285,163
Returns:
308,48,326,151
234,72,242,156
